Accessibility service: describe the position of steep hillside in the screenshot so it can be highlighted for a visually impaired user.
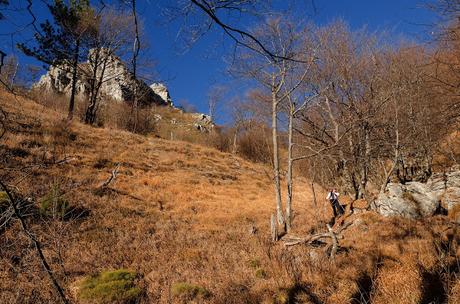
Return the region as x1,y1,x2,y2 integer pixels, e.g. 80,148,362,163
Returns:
1,90,459,304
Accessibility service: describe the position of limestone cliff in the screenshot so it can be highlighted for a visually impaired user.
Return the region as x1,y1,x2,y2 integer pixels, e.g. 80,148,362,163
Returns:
33,49,173,107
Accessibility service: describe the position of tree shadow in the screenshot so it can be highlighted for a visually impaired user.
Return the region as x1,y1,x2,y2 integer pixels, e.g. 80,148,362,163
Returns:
420,271,446,304
350,273,373,304
63,205,91,221
284,283,323,304
349,254,389,304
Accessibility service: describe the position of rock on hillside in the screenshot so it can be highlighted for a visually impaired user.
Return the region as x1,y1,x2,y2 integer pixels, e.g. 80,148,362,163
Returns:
33,49,173,107
373,166,460,221
150,83,173,106
373,182,439,218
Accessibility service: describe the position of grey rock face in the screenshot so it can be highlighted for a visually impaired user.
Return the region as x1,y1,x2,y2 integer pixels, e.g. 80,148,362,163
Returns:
33,49,172,107
33,64,88,99
374,166,460,219
150,83,173,106
192,113,214,132
374,182,439,218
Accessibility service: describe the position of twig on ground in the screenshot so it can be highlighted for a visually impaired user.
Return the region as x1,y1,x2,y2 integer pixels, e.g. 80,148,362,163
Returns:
99,163,120,188
283,220,354,259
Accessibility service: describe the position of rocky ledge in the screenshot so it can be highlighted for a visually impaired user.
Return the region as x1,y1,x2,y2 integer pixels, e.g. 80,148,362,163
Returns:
33,49,173,107
373,166,460,222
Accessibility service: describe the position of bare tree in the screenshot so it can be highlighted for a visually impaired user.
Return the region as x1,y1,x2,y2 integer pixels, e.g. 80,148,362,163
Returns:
294,22,391,199
207,85,227,121
232,17,318,237
84,8,134,124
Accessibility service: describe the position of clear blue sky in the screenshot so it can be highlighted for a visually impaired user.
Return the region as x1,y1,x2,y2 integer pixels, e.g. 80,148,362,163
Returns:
0,0,437,118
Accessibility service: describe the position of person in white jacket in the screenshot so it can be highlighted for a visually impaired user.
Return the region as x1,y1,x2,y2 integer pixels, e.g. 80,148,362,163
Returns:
326,189,344,217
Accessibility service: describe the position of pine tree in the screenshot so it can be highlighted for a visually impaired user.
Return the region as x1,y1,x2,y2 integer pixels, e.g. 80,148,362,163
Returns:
0,0,8,20
18,0,93,120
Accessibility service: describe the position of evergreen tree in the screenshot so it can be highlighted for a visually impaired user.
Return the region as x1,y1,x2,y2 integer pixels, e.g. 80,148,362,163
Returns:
0,0,8,20
18,0,93,120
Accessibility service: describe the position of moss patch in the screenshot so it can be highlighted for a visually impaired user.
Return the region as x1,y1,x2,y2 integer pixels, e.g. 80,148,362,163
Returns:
255,268,267,279
248,258,261,269
78,269,141,304
39,184,69,219
171,282,210,299
0,191,9,204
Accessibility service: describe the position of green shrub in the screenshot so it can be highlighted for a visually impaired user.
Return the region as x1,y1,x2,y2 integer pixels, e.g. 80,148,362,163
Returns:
0,191,9,209
248,258,261,269
39,184,69,219
255,268,267,279
78,269,141,304
0,191,8,203
274,289,289,304
171,282,210,299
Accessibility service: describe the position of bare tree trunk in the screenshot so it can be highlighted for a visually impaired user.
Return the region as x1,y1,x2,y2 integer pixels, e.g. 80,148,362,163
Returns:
327,224,338,259
381,100,400,193
285,102,294,232
272,89,285,229
232,126,238,154
85,48,101,124
271,213,278,242
67,38,80,121
358,123,370,198
130,0,140,132
86,55,108,124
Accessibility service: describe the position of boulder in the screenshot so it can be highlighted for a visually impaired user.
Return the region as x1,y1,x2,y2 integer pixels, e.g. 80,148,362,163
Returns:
150,83,173,106
428,166,460,213
192,113,214,132
374,182,439,219
374,166,460,220
441,188,460,211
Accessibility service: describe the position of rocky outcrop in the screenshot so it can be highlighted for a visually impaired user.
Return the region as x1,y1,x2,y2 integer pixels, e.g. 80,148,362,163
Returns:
150,83,173,106
192,113,214,132
373,166,460,221
33,64,88,99
33,49,173,107
373,183,439,218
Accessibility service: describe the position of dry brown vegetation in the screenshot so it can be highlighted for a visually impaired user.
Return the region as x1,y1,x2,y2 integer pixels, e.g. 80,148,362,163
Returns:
1,89,459,304
26,89,273,165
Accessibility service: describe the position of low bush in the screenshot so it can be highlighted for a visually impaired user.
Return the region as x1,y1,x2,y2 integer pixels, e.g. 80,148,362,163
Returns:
171,282,210,300
237,128,272,163
39,184,69,219
255,268,267,279
273,288,289,304
248,258,261,269
78,269,142,304
208,127,233,153
0,191,8,203
0,191,9,210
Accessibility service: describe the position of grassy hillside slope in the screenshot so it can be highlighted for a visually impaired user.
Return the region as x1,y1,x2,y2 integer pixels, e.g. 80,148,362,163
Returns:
0,90,459,304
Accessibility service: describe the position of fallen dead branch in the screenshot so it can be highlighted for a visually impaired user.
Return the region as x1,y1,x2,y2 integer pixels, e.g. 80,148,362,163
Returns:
99,163,120,188
283,221,354,259
0,180,69,304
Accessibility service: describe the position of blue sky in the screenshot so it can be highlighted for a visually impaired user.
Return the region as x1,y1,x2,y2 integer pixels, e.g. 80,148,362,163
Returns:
0,0,437,118
145,0,436,116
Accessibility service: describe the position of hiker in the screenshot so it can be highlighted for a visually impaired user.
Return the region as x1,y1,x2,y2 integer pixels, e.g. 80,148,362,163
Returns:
326,189,344,217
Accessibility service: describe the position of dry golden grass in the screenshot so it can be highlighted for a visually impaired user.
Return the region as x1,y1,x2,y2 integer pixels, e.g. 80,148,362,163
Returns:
1,90,459,304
